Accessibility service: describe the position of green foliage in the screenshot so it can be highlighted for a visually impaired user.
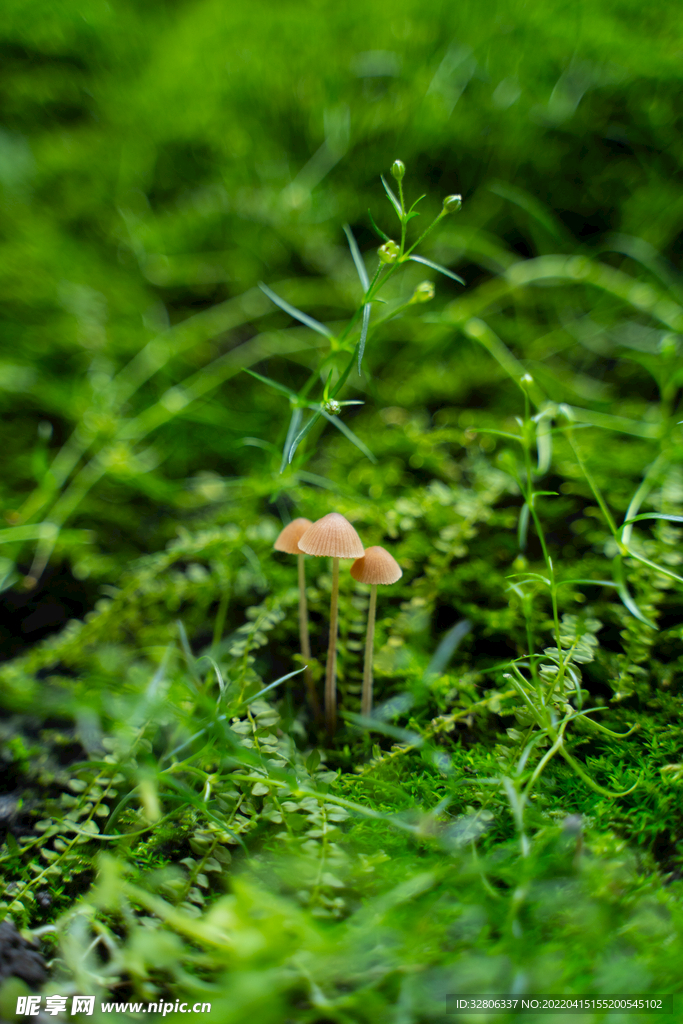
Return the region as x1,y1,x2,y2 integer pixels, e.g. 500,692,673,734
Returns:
4,1,683,1019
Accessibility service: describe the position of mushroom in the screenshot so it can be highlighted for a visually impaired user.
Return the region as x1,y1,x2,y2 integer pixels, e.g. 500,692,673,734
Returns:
274,518,320,721
349,546,402,717
298,513,364,735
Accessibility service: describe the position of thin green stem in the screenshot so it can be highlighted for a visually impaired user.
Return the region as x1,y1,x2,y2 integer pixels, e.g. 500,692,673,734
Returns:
521,415,564,695
337,264,385,346
370,299,414,332
621,451,668,546
212,586,230,652
563,425,620,542
522,733,564,800
403,210,446,257
367,259,402,301
508,664,547,727
522,595,540,693
398,179,407,255
330,344,360,400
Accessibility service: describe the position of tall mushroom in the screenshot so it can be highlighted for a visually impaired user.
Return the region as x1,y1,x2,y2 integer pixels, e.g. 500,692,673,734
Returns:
350,546,402,717
274,518,320,721
298,513,364,735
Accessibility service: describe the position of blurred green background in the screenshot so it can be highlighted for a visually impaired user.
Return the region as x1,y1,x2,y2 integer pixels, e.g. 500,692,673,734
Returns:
2,0,683,646
5,5,683,1015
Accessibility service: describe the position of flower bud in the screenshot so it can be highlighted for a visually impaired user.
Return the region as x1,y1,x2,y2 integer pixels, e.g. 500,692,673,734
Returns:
323,399,341,415
378,240,400,264
391,159,406,182
410,280,435,304
442,194,462,213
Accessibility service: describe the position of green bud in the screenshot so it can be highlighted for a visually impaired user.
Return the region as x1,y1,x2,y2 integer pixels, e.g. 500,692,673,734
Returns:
323,399,341,415
442,194,462,213
378,240,400,264
410,280,435,304
391,159,406,182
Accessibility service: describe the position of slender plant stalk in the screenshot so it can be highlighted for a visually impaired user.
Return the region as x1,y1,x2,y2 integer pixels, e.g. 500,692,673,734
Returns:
325,556,340,735
212,586,230,651
361,584,377,716
298,552,321,721
11,167,466,583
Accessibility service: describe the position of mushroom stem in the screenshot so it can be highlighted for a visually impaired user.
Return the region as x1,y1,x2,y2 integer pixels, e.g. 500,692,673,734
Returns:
361,584,378,717
298,552,321,721
325,556,340,735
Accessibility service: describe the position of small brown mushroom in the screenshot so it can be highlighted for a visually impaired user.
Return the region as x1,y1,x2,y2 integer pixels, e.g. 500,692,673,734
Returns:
274,518,320,721
298,513,364,735
350,546,402,717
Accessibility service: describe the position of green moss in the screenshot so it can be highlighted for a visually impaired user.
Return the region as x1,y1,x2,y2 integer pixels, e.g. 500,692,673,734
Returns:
4,1,683,1017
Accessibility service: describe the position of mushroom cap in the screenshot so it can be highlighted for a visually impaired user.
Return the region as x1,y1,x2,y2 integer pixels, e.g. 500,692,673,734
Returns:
273,518,313,554
350,546,402,585
298,512,364,559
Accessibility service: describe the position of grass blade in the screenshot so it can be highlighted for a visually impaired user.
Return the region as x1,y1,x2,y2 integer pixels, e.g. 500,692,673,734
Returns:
535,414,552,473
425,619,471,678
626,547,683,585
358,302,371,375
280,406,303,473
287,409,323,463
0,523,58,545
258,281,334,339
475,428,524,442
560,406,659,439
507,572,551,584
176,620,201,689
243,368,297,400
331,344,360,399
368,208,390,242
489,181,573,247
518,502,530,551
408,254,465,284
622,513,683,527
344,712,424,746
242,666,306,706
555,578,617,589
343,224,370,291
196,655,227,704
318,408,376,463
612,555,655,627
380,175,403,220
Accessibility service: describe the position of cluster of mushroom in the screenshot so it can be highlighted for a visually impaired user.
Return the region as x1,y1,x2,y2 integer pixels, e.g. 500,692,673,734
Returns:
274,512,402,735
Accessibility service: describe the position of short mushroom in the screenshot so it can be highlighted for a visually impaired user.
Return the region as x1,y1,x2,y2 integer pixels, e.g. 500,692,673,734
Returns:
350,546,402,717
274,518,320,721
298,513,364,735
